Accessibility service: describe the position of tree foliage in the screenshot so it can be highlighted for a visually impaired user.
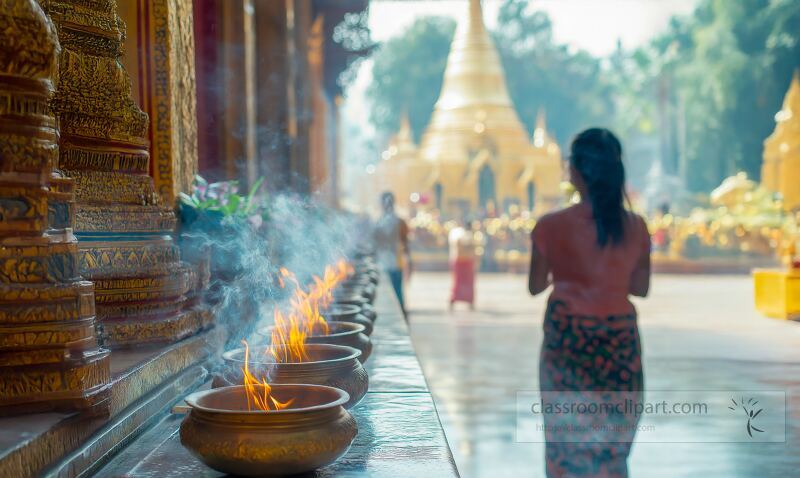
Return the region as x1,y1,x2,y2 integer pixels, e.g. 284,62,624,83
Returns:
367,17,455,142
611,0,800,191
493,0,614,145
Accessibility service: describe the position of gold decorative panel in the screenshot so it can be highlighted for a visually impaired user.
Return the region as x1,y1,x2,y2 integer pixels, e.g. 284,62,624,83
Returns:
0,0,111,415
38,0,210,346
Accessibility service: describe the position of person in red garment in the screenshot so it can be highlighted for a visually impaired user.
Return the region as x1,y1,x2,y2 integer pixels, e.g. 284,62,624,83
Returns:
528,128,651,478
448,219,476,310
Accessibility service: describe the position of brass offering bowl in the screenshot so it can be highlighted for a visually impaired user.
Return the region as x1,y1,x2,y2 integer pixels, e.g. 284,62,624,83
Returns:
257,321,372,363
180,384,356,477
351,248,374,261
332,294,377,322
334,284,373,304
337,284,376,305
343,274,376,291
221,344,368,409
322,304,373,335
352,267,379,284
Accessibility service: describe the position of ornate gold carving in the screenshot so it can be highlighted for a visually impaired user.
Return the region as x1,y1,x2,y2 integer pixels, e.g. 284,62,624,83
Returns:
92,266,191,306
35,0,211,347
0,131,58,177
59,139,149,173
77,238,180,277
102,308,207,347
0,1,59,80
75,204,177,232
0,0,110,415
0,240,79,283
0,350,110,406
0,319,95,348
96,296,185,322
65,170,160,205
0,184,49,236
0,281,94,324
148,0,199,202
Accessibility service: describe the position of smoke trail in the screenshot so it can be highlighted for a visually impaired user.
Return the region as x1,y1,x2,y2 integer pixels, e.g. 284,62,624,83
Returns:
180,192,362,345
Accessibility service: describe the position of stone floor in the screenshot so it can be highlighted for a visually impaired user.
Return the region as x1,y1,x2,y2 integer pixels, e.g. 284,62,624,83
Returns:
406,272,800,478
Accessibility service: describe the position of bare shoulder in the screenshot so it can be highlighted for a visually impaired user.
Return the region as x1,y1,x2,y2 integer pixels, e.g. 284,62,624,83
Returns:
626,211,650,235
532,210,557,236
537,204,581,226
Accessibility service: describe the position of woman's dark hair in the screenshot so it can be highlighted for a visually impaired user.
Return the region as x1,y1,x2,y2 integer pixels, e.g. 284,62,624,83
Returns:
569,128,628,247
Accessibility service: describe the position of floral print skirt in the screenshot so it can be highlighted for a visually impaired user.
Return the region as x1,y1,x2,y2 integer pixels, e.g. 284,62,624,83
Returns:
539,300,644,478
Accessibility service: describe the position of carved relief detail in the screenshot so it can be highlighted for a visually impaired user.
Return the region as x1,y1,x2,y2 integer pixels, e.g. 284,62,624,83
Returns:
0,0,111,414
33,0,211,348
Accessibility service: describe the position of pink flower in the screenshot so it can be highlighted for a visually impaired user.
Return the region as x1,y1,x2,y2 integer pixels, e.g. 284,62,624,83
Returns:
248,214,264,229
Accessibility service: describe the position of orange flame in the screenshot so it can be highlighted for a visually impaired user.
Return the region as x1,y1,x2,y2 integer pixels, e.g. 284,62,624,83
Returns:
241,340,294,411
268,260,353,363
270,309,310,362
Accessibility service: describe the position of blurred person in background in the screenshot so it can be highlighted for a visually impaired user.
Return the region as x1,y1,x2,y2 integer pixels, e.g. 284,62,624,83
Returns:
448,219,476,310
374,192,412,315
528,128,651,478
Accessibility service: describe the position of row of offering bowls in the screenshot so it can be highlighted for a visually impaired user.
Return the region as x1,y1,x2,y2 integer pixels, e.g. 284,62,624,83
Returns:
180,254,381,476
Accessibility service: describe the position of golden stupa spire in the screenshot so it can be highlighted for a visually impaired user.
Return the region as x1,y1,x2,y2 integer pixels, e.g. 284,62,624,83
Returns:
383,110,417,162
533,108,548,147
774,69,799,124
762,68,800,210
435,0,514,111
397,110,414,145
418,0,530,163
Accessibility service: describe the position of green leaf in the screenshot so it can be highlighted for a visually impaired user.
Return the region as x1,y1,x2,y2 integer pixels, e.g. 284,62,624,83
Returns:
244,176,266,213
178,192,197,206
225,194,241,216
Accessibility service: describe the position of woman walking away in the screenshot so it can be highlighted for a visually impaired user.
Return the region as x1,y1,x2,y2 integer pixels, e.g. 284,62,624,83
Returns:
448,220,476,310
528,128,651,478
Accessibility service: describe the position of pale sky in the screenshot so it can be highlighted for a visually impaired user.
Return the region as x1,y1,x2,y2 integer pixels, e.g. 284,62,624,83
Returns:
345,0,699,131
367,0,700,56
342,0,700,208
341,0,700,199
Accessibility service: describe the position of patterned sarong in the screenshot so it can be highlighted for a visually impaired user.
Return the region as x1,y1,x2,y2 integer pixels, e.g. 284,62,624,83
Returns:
539,300,643,478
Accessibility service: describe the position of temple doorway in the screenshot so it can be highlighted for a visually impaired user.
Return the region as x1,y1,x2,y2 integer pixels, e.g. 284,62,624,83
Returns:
527,181,536,212
478,165,495,211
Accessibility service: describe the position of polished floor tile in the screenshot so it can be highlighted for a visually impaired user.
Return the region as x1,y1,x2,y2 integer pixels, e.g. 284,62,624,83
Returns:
407,273,800,478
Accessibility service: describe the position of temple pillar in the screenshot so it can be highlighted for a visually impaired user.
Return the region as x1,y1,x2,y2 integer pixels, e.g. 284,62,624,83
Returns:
0,0,111,414
253,0,291,192
308,15,331,202
192,0,222,180
332,94,344,207
38,0,209,347
288,0,313,194
117,0,199,203
221,0,258,186
191,0,258,187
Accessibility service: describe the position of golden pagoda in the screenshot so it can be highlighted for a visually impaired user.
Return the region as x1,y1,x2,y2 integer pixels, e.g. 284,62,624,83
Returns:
520,109,563,211
378,0,562,217
762,70,800,211
375,112,430,212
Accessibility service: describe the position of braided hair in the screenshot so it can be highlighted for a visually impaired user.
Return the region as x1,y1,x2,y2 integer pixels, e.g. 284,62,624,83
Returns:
569,128,628,247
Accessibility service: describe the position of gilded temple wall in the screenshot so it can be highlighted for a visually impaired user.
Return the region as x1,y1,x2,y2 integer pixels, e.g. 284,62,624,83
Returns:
118,0,199,203
0,0,111,415
39,0,210,347
762,71,800,211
